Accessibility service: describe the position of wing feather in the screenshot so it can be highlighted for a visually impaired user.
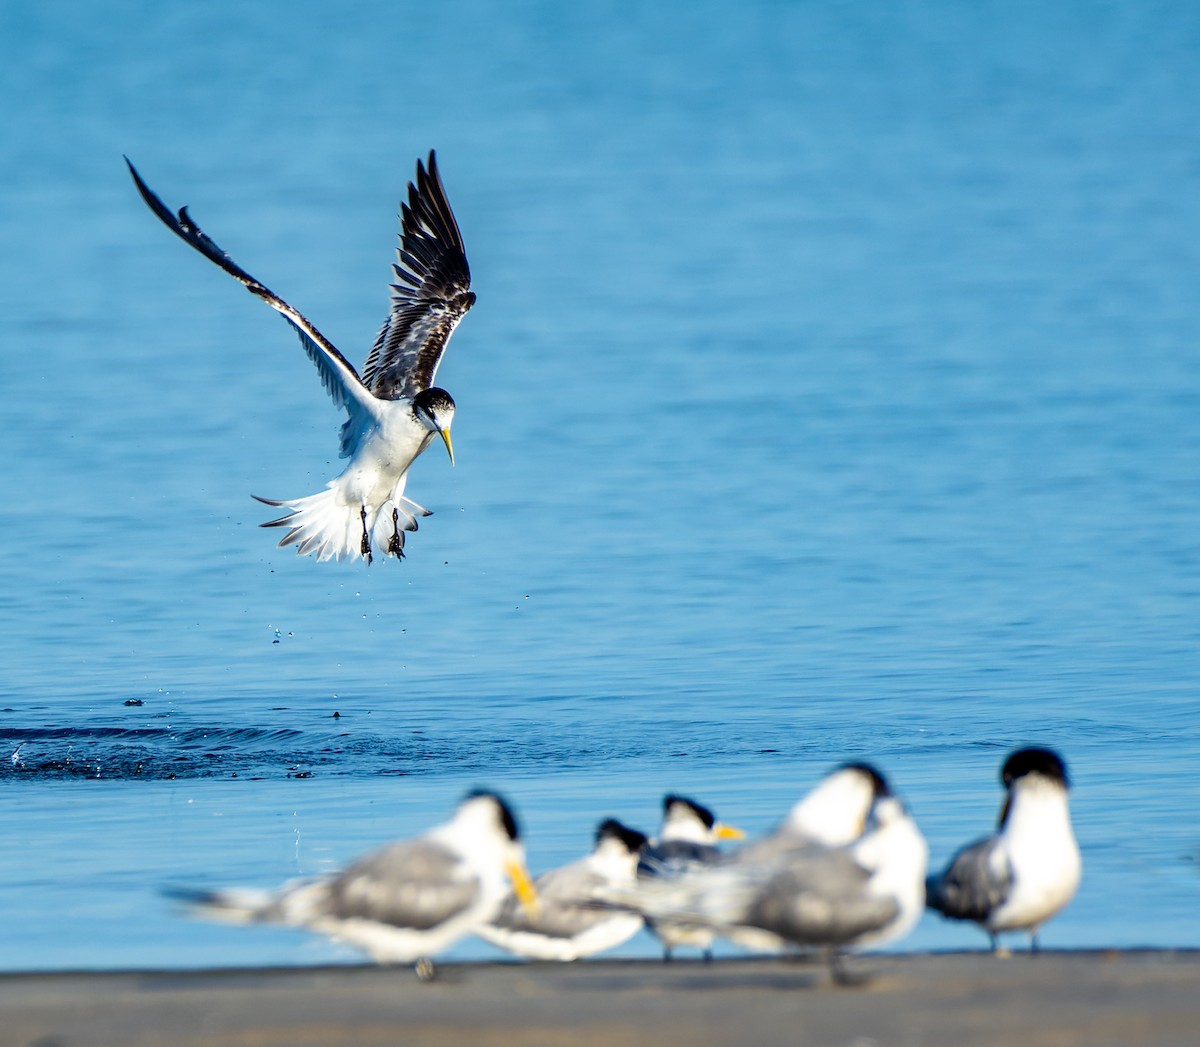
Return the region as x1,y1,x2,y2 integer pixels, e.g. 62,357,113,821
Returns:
359,151,475,400
125,157,373,418
925,835,1011,920
491,862,610,937
323,839,479,931
743,848,897,945
638,840,721,879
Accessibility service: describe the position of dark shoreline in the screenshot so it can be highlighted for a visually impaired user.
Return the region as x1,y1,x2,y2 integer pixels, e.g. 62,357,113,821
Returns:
4,950,1198,1047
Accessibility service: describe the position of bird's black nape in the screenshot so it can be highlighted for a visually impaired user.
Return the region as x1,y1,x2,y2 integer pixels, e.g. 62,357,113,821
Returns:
463,789,521,841
1001,747,1069,788
837,761,892,798
662,794,716,830
596,819,650,854
412,387,455,414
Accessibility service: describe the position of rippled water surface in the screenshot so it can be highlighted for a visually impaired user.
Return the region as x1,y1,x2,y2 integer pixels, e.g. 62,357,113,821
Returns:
1,0,1199,970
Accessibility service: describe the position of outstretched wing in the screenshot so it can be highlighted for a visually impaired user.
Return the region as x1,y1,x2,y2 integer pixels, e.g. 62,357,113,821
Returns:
125,157,374,418
359,151,475,401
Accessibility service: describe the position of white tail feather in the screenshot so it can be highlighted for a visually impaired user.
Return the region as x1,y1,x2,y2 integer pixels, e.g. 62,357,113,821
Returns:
167,880,332,926
166,885,279,924
254,487,432,563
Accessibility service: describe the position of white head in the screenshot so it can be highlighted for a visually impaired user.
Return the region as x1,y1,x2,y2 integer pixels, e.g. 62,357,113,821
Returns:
783,763,888,846
445,790,536,913
659,795,744,845
589,819,650,882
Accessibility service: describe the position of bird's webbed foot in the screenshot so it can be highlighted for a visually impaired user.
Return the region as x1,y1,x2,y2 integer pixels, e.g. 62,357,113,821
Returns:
359,506,373,564
387,507,406,558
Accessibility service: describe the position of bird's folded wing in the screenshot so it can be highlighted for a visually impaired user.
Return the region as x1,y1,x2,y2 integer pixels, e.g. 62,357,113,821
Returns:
926,835,1011,919
324,839,480,931
493,864,612,937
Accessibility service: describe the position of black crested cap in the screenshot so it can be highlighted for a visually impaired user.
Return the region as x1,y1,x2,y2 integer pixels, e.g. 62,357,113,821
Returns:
836,762,892,798
413,387,455,414
1002,747,1069,788
596,818,649,854
462,788,520,841
663,794,716,829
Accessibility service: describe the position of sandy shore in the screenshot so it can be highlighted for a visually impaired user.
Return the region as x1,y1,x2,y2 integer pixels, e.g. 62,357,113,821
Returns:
3,951,1197,1047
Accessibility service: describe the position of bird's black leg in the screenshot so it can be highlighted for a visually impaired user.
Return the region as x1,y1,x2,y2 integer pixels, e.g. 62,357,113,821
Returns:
703,947,713,964
359,506,373,564
661,946,673,963
829,951,849,985
828,951,870,987
1030,929,1041,954
387,507,405,558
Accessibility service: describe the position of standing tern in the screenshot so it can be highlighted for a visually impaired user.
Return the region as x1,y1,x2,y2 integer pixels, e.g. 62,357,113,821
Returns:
646,762,893,955
477,819,649,961
126,151,473,563
166,790,536,980
925,746,1081,953
637,795,744,961
602,771,927,983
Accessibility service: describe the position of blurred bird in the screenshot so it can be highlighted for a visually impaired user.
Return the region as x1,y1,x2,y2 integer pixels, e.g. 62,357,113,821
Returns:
597,765,927,982
731,762,892,871
637,795,744,961
634,762,893,956
126,151,472,563
166,790,535,980
926,747,1081,953
478,819,649,961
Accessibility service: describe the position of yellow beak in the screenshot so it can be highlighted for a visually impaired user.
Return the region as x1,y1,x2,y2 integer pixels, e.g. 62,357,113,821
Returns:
505,860,539,916
438,428,455,466
715,823,746,841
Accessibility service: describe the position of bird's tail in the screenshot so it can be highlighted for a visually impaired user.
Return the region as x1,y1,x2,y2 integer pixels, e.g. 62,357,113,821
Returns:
163,884,284,925
164,880,331,926
253,489,431,563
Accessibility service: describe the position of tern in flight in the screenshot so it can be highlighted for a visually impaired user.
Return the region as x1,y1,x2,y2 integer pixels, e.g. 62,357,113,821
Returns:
127,151,473,563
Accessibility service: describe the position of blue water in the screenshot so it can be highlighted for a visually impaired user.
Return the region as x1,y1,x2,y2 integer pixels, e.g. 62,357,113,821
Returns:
1,0,1198,970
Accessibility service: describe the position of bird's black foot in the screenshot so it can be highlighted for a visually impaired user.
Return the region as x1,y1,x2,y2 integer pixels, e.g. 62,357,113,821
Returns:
414,957,436,982
828,952,871,988
703,948,713,964
661,948,673,964
387,508,405,558
360,506,373,564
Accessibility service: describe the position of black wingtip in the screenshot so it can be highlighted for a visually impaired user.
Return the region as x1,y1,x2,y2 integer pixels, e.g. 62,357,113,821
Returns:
124,155,150,197
124,156,155,201
124,156,193,239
